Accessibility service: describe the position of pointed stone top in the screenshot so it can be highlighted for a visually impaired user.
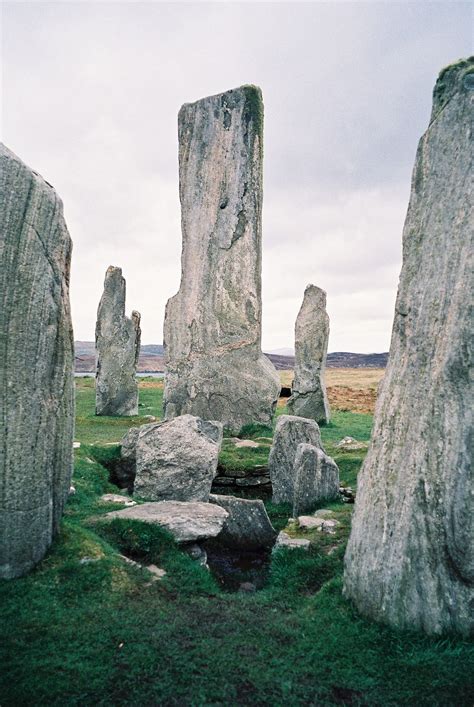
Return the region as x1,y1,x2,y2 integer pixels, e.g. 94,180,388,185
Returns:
303,284,327,308
431,55,474,121
105,265,123,278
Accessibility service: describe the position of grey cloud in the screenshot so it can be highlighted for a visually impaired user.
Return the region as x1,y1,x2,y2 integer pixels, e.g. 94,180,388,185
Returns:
1,1,471,351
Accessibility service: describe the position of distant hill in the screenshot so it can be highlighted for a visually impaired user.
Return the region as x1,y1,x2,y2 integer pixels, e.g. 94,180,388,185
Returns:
74,341,387,373
265,351,388,370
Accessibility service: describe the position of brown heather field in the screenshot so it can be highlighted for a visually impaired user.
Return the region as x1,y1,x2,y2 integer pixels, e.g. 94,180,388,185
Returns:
279,368,385,415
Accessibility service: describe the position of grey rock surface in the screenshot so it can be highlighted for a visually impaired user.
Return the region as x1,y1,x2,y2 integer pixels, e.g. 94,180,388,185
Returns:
344,58,474,636
209,494,276,549
95,266,141,416
269,415,322,504
288,285,330,424
117,424,154,491
273,532,310,551
0,143,74,579
293,443,339,516
335,436,368,451
103,501,228,544
134,415,223,502
163,85,280,433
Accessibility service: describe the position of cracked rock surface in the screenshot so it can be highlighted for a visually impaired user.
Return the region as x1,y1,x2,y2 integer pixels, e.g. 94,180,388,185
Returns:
0,143,74,579
269,415,323,504
288,284,330,424
95,266,141,416
344,58,474,636
163,85,280,432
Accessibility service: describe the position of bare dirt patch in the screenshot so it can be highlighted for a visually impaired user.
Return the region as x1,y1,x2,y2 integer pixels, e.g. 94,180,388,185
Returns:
279,368,384,415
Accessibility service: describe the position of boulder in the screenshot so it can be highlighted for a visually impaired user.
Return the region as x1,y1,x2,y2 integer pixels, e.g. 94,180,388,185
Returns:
117,424,155,491
95,266,141,416
268,415,322,504
134,415,223,502
103,501,228,544
209,494,276,549
288,285,330,424
335,436,368,451
0,143,74,579
163,85,280,432
344,58,474,636
273,532,310,551
292,443,339,516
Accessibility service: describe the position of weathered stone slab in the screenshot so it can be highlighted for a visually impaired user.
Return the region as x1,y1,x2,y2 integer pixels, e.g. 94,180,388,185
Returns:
273,532,310,551
163,85,280,433
335,436,368,452
104,501,228,543
293,443,339,516
288,285,330,424
268,415,322,504
209,494,276,549
134,415,223,502
95,266,141,416
344,58,474,636
0,143,74,579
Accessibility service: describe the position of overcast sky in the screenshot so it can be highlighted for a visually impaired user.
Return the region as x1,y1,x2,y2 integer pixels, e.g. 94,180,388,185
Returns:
1,1,471,351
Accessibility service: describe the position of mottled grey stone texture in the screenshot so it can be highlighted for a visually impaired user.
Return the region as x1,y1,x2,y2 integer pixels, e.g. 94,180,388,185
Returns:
103,501,228,544
95,266,141,416
0,143,74,579
163,85,280,433
209,494,276,549
269,415,322,504
134,415,223,502
292,443,339,516
288,285,330,424
344,58,474,636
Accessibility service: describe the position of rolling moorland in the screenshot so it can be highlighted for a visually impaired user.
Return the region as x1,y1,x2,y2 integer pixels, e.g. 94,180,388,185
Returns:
1,373,472,705
74,341,389,373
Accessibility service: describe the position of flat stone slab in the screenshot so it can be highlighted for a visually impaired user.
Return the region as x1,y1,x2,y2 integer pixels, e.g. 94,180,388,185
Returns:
100,494,136,506
273,531,310,551
232,439,260,449
298,516,340,533
103,501,228,544
335,436,368,451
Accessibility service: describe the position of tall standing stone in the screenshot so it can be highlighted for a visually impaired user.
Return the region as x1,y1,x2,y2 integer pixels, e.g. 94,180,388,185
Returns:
163,85,280,433
344,58,474,636
288,285,330,424
0,143,74,579
95,266,141,416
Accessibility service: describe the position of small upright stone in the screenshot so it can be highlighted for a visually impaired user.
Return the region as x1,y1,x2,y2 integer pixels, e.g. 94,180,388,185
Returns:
292,443,339,516
209,494,277,549
288,285,330,424
95,266,141,416
163,85,280,432
134,415,223,502
0,144,74,578
268,415,322,504
344,58,474,636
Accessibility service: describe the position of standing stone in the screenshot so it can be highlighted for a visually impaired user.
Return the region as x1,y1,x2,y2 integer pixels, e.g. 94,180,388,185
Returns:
344,58,474,636
95,266,141,416
0,144,74,579
269,415,322,504
288,285,330,424
163,85,280,433
293,443,339,516
134,415,223,502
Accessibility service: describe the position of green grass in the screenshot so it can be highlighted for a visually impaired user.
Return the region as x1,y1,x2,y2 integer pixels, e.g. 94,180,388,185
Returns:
1,378,472,706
